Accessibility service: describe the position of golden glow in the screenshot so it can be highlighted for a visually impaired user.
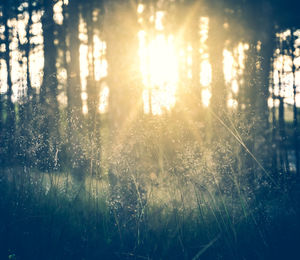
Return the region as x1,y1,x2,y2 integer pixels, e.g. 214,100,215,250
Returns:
202,89,211,107
228,98,238,108
81,92,88,101
79,13,108,114
82,104,88,114
223,49,235,84
93,35,107,81
200,60,212,87
79,21,88,114
5,7,297,118
139,31,179,115
223,42,248,107
138,13,247,112
0,60,8,93
155,11,165,31
79,44,88,92
273,36,300,106
0,8,247,113
232,79,238,94
99,84,109,113
53,0,64,25
198,17,211,107
137,4,144,14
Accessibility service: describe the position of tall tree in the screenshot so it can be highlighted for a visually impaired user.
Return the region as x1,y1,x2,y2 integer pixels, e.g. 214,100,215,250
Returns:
207,2,226,115
82,0,104,175
277,44,289,174
15,0,35,166
25,0,33,100
66,0,82,117
39,0,60,170
64,0,86,176
254,1,274,172
207,0,227,143
290,28,299,175
2,0,15,165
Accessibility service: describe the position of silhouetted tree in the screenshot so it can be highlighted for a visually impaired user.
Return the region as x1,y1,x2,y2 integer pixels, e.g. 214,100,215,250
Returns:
2,0,16,165
207,1,226,116
39,0,60,170
290,28,299,175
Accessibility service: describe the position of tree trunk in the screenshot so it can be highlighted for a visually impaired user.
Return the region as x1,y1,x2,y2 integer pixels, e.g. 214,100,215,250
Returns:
65,0,86,177
84,2,102,175
40,0,60,170
25,0,33,99
270,58,278,176
66,0,82,118
18,0,35,166
255,12,275,175
207,13,227,143
3,1,15,165
290,28,299,175
208,14,226,115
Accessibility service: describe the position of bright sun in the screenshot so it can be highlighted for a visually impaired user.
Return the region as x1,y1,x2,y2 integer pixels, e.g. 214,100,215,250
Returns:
137,8,213,115
136,6,248,114
139,31,179,115
74,4,242,115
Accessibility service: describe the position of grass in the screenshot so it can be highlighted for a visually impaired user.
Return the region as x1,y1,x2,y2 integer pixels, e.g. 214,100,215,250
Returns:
0,111,299,259
0,165,299,260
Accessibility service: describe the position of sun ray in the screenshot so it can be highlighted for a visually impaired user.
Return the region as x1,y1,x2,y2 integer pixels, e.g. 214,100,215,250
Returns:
139,29,179,115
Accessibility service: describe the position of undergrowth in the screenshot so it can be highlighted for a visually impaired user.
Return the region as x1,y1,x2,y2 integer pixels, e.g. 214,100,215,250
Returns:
0,165,299,260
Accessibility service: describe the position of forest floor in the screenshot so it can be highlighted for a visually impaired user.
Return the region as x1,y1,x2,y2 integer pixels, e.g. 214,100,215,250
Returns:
0,166,299,260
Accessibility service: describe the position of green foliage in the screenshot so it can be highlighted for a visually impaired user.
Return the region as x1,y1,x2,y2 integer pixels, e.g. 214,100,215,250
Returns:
0,154,299,259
